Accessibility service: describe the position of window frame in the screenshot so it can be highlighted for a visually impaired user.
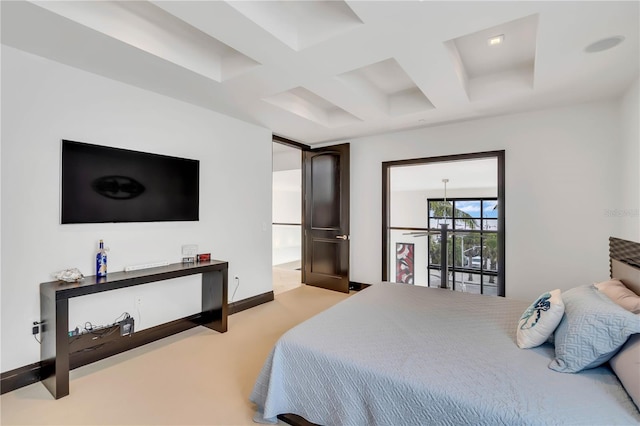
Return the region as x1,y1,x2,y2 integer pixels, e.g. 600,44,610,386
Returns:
424,197,498,294
382,150,505,297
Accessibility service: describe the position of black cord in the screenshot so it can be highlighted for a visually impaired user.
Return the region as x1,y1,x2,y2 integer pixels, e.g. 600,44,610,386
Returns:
84,321,96,332
231,277,240,302
91,325,119,339
112,312,129,324
76,312,131,339
33,334,41,344
84,313,130,330
68,312,133,354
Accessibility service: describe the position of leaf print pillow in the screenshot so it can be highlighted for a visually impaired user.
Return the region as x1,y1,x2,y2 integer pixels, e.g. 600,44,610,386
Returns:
516,289,565,349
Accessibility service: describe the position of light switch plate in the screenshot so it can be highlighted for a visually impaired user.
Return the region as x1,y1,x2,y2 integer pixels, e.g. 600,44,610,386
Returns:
182,244,198,256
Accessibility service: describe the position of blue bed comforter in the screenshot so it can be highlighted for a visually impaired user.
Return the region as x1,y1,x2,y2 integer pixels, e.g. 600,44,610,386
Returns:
251,283,640,425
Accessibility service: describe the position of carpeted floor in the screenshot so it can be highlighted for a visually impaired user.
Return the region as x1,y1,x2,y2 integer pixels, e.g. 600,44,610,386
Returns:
0,285,351,426
272,267,302,295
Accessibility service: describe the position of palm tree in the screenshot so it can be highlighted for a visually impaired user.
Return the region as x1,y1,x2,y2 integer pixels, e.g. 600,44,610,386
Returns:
427,201,478,269
428,200,478,230
427,199,500,291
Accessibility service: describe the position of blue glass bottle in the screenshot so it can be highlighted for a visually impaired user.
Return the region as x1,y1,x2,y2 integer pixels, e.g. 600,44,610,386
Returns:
96,239,107,278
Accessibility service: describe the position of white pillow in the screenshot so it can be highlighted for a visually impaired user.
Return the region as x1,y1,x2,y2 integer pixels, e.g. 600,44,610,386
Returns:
516,289,564,349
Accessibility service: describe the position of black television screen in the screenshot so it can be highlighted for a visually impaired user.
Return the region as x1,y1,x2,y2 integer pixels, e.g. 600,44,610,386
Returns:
61,140,199,224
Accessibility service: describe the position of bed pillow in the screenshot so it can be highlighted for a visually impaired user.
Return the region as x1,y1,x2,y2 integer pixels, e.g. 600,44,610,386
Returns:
516,289,564,349
594,279,640,314
549,284,640,373
609,333,640,410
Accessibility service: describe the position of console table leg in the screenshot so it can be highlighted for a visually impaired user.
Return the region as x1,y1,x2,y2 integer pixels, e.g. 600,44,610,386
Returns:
201,270,228,333
40,294,69,399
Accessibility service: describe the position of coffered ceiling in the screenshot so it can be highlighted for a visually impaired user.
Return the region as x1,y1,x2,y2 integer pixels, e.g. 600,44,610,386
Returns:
2,1,638,145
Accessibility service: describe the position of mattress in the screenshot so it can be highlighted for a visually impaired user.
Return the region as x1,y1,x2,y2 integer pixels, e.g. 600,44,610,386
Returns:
251,283,640,425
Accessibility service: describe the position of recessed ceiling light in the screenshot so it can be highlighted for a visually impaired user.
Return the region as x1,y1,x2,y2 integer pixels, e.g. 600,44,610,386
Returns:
488,34,504,46
585,36,625,53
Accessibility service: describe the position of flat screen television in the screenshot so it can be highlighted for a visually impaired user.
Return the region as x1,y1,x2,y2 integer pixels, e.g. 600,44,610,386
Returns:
61,140,199,224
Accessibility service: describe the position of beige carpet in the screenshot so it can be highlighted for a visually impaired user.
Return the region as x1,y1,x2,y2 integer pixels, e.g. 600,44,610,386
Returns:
272,267,302,295
0,285,350,426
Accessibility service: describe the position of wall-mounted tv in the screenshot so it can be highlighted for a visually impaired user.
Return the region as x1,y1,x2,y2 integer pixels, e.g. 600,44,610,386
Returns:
61,140,199,224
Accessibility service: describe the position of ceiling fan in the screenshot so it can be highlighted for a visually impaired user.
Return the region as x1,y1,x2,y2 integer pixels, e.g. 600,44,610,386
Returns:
401,178,477,289
404,178,474,238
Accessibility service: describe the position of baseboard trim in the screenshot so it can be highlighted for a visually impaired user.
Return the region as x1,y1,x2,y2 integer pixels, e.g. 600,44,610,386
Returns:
0,361,42,395
229,291,274,315
1,291,275,395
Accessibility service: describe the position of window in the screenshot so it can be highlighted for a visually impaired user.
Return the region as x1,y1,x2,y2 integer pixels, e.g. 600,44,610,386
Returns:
426,198,498,295
382,151,505,297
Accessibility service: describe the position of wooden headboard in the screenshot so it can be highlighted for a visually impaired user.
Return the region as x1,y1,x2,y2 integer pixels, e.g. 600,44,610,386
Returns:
610,237,640,296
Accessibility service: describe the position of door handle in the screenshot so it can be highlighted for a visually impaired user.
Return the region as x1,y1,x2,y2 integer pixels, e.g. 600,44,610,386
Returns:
335,235,348,240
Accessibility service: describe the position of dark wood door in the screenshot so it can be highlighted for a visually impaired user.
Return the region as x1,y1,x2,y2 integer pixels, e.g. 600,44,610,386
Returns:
303,144,350,293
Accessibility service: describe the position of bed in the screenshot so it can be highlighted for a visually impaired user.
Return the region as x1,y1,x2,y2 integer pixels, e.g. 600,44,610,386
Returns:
251,237,640,425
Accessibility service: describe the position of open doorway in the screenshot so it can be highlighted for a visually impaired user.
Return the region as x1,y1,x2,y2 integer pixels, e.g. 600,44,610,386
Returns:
272,137,351,294
382,151,505,296
272,141,303,294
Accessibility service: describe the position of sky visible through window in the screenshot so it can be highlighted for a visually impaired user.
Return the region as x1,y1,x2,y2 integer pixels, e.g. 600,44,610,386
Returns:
455,200,498,218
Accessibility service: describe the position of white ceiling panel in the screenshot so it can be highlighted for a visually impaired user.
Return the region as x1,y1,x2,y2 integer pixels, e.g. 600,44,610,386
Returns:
225,0,363,51
2,0,637,144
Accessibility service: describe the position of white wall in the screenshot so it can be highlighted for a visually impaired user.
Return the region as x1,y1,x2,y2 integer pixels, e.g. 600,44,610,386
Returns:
390,188,497,228
618,77,640,241
273,148,301,172
344,100,631,302
272,145,302,266
272,169,302,266
1,47,273,372
273,170,301,224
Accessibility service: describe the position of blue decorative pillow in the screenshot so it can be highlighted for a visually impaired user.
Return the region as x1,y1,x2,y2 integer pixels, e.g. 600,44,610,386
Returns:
549,284,640,373
516,289,564,349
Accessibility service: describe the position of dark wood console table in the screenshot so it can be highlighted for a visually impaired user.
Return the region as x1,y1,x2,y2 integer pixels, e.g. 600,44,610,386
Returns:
39,260,228,399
